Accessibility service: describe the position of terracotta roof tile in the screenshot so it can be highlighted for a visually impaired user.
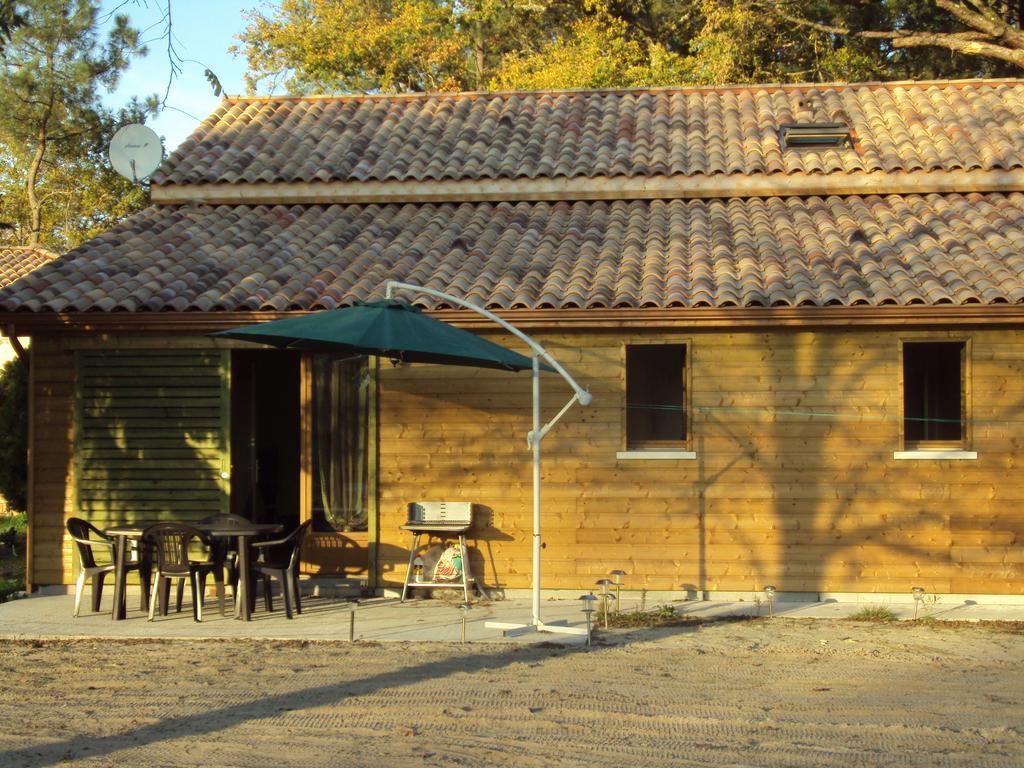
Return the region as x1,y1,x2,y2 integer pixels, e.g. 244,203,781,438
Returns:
4,193,1024,313
0,246,57,290
153,81,1024,186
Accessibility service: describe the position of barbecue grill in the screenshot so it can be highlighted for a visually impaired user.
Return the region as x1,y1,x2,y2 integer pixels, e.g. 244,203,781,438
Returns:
400,501,477,602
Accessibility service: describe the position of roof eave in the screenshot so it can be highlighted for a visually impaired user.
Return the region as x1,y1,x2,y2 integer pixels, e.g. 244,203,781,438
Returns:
5,305,1024,337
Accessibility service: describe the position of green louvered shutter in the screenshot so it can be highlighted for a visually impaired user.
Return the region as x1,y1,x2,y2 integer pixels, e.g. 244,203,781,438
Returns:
74,349,230,527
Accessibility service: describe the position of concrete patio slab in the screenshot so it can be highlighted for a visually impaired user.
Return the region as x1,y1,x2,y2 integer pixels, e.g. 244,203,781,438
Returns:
1,591,1021,645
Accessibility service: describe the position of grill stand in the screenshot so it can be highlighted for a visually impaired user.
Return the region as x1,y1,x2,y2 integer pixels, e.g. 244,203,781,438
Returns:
400,528,474,603
386,281,592,639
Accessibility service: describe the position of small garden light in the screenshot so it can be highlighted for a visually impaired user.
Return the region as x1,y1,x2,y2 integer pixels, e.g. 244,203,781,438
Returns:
596,578,613,628
580,593,598,647
763,585,777,618
609,569,626,612
912,586,925,620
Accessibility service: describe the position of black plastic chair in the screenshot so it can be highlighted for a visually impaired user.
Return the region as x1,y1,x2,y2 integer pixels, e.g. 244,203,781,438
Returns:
67,517,145,617
198,514,250,602
251,520,311,619
143,523,222,622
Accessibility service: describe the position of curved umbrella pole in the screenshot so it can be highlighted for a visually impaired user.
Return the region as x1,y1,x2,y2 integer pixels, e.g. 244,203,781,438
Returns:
384,281,593,636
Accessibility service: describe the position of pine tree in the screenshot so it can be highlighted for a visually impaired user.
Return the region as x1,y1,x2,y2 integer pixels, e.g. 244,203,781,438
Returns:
0,0,154,249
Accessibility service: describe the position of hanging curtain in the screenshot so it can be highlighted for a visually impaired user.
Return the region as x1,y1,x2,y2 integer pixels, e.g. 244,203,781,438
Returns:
312,355,370,531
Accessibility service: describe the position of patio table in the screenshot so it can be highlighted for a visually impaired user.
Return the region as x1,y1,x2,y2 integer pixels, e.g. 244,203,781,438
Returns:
105,521,283,621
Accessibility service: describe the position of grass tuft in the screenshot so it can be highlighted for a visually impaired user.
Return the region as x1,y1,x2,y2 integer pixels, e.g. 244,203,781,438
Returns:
604,603,685,629
848,605,898,622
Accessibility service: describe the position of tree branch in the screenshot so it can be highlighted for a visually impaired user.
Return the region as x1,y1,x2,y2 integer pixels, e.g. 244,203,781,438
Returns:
37,188,71,207
768,7,986,41
162,1,180,106
891,30,1024,66
764,0,1024,70
936,0,1024,49
939,0,1005,34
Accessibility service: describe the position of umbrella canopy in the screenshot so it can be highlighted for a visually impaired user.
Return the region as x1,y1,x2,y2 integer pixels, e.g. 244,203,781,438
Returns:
211,299,548,372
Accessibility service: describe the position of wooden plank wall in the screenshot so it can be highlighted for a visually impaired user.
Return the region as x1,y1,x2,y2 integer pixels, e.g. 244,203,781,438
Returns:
74,349,229,526
29,335,75,587
376,327,1024,596
29,327,1024,595
29,342,229,587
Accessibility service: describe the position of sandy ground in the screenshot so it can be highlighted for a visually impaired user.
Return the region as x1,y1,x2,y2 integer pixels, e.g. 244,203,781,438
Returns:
0,618,1021,768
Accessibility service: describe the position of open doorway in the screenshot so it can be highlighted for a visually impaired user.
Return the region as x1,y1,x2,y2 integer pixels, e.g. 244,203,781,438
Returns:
230,350,300,530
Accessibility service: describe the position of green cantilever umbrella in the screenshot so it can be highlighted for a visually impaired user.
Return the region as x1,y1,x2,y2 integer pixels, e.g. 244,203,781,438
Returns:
211,299,549,372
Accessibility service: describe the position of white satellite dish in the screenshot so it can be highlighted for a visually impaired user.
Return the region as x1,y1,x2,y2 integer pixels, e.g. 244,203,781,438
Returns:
108,124,163,183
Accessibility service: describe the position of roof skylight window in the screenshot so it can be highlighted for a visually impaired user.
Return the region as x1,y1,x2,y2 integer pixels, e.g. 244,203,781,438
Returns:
780,122,851,149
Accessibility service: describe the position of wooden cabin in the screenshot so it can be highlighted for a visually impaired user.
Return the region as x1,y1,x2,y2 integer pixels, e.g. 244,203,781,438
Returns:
2,79,1024,599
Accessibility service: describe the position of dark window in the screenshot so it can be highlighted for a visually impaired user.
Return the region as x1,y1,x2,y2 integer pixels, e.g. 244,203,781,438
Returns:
903,342,965,444
780,123,850,149
626,344,686,447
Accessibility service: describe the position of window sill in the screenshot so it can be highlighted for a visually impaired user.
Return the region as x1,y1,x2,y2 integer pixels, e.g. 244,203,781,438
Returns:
616,450,697,460
893,450,977,460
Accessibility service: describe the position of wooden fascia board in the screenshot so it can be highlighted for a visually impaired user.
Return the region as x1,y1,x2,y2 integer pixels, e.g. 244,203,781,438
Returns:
151,168,1024,206
5,305,1024,336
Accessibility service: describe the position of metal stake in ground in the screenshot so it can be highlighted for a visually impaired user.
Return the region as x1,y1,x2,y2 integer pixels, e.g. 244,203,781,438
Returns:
459,602,472,643
349,602,356,642
912,586,925,620
596,578,612,629
609,570,626,613
763,585,776,618
580,594,598,648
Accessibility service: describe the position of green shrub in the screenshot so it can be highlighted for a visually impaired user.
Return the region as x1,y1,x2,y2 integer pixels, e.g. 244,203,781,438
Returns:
0,358,27,513
0,512,25,601
0,575,22,602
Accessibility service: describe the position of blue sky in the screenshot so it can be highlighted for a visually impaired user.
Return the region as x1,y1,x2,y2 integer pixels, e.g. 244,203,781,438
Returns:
100,0,272,151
